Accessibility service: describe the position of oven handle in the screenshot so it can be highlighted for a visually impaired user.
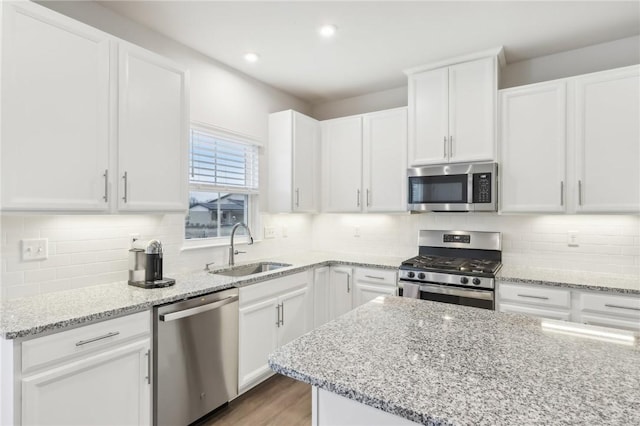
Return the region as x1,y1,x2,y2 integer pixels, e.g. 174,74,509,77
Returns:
416,282,494,301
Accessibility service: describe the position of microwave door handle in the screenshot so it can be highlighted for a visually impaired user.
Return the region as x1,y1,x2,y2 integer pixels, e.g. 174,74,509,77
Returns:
468,173,473,203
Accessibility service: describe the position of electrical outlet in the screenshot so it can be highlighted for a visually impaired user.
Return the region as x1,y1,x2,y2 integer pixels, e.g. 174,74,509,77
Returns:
129,233,141,248
567,231,579,247
282,226,288,238
22,238,48,261
264,226,276,239
354,227,360,238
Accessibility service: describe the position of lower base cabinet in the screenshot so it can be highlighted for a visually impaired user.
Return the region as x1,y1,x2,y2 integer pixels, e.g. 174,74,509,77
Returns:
353,268,397,307
238,271,312,393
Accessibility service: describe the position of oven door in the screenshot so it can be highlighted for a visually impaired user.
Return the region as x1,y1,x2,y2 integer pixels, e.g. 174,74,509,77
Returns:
402,281,494,310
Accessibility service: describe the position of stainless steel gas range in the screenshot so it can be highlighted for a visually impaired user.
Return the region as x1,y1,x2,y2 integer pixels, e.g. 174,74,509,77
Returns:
399,230,502,310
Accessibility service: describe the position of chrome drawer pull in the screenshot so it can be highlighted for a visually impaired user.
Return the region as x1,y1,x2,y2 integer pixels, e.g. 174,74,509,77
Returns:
365,275,385,280
605,304,640,311
75,331,120,346
145,349,151,384
517,294,549,300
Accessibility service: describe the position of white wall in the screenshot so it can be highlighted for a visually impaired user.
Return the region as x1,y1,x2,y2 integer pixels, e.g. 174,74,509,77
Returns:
311,214,640,276
311,36,640,118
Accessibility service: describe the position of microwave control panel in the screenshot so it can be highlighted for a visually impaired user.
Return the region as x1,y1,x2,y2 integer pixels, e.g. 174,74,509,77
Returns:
472,173,492,203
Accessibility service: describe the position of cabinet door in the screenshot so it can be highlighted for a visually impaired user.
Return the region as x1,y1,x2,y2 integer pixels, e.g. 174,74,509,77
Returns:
238,297,278,392
329,267,353,319
353,283,396,308
1,2,110,211
279,286,312,347
22,339,150,426
314,267,331,328
574,66,640,213
293,112,320,212
408,68,449,165
117,42,188,212
322,117,363,212
363,108,408,212
500,82,566,212
448,57,496,162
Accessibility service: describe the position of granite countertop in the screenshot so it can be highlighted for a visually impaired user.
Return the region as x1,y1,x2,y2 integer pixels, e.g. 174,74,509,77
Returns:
269,296,640,426
498,265,640,295
0,251,404,340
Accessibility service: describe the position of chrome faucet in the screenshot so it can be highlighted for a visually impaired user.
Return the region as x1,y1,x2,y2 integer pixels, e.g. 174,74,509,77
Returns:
229,222,254,266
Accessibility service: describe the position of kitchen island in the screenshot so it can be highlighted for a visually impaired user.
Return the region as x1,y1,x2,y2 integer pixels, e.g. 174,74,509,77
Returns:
268,296,640,425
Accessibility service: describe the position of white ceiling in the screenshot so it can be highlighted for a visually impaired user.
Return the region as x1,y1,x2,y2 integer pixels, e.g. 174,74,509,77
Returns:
97,1,640,104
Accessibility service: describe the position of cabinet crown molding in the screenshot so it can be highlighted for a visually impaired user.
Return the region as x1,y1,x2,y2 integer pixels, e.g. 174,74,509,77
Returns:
403,46,505,75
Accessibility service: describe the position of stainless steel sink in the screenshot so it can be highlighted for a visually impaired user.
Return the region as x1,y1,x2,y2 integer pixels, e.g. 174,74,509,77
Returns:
210,262,292,277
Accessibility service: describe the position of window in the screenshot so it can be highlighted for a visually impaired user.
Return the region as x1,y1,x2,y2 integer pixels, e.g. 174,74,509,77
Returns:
185,124,259,242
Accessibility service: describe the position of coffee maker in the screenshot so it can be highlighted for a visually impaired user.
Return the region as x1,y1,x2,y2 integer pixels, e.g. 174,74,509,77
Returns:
128,239,175,289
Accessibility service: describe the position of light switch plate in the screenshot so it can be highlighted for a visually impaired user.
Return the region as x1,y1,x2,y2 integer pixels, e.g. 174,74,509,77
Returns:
567,231,579,247
22,238,48,261
264,227,276,239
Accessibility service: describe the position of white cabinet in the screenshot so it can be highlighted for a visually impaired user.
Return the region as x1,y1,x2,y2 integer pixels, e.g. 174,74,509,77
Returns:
574,66,640,213
1,1,111,212
407,54,499,166
497,282,571,321
500,81,567,213
0,1,188,213
117,42,189,212
268,110,320,213
17,311,151,426
329,267,353,319
322,116,363,212
499,65,639,214
238,272,312,393
313,267,331,328
353,268,397,308
322,108,407,213
576,292,640,332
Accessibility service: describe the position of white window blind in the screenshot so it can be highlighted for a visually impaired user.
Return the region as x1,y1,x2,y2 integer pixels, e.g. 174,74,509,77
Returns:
189,128,259,193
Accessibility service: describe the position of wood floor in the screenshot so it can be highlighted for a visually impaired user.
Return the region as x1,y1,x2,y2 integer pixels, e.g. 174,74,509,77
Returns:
201,374,311,426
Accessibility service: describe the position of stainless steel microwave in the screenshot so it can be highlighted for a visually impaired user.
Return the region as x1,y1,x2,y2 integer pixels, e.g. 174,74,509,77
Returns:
407,162,498,212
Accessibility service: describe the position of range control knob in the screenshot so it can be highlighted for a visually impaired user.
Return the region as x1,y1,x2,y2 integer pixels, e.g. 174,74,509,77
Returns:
407,271,415,279
472,278,481,285
418,272,426,280
460,277,469,284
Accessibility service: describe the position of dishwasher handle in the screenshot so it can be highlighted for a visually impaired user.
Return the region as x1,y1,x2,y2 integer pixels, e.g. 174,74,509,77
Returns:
159,295,239,322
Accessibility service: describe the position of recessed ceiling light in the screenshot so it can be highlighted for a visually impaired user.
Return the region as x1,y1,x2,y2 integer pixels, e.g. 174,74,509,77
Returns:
244,52,260,63
319,24,337,38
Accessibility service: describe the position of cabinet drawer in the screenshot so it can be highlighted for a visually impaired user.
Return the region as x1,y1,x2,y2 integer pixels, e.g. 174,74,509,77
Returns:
239,271,310,307
354,268,397,286
498,283,571,309
22,311,150,372
579,293,640,319
499,303,570,321
578,313,640,332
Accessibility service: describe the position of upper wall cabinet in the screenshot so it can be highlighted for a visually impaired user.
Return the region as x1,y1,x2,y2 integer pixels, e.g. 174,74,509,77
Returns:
406,48,503,166
500,65,639,214
1,1,111,211
574,67,639,213
0,1,188,213
268,110,320,213
322,107,407,213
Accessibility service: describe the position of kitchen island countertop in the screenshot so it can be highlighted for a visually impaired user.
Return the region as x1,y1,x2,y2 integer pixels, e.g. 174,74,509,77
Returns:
269,296,640,425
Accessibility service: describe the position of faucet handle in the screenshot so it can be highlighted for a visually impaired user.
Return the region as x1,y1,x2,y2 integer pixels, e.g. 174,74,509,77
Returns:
204,262,215,271
234,250,246,255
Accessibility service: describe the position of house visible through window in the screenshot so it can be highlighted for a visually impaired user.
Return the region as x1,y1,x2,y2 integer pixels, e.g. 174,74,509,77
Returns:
186,125,259,241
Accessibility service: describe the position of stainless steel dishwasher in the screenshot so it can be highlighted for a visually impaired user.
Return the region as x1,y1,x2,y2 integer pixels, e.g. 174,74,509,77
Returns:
154,288,238,426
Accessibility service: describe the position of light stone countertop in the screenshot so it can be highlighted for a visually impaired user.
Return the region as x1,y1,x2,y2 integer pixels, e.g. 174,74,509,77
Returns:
1,250,638,339
269,296,640,426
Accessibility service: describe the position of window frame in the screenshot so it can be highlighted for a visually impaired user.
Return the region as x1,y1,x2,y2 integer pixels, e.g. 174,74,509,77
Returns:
182,121,262,250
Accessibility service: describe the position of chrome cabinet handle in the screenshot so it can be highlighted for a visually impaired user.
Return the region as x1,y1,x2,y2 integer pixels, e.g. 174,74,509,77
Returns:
517,294,549,300
560,181,564,206
103,169,109,202
578,180,583,206
605,304,640,311
75,331,120,347
443,136,447,158
295,188,300,207
366,189,370,207
346,275,351,293
281,302,285,326
357,189,361,207
145,349,151,384
365,275,385,280
275,304,280,327
122,171,128,203
449,136,453,158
